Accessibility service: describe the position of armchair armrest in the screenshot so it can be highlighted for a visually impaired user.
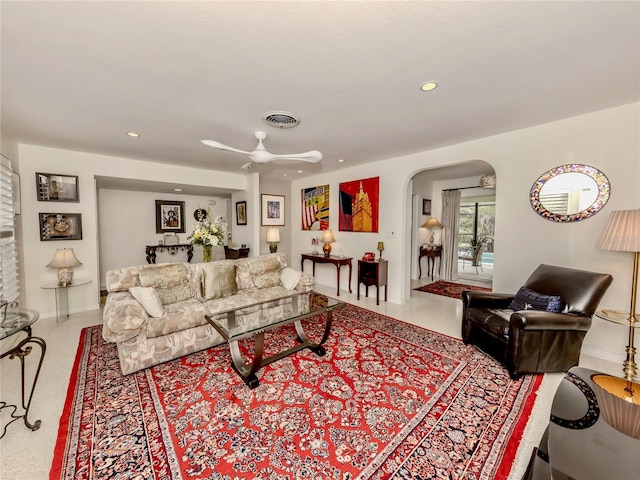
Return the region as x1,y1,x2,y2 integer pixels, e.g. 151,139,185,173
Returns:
510,310,592,332
461,290,514,309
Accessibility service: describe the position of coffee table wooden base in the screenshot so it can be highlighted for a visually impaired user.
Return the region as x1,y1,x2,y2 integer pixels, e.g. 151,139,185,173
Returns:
227,312,333,389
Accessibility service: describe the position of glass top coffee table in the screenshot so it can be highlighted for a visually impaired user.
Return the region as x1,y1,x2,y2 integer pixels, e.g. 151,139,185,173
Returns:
205,291,344,389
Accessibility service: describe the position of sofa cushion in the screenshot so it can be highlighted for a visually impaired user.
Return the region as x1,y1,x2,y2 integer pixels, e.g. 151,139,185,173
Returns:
235,253,286,290
145,299,207,338
129,286,163,317
139,263,192,306
509,286,564,312
201,262,238,300
248,256,282,288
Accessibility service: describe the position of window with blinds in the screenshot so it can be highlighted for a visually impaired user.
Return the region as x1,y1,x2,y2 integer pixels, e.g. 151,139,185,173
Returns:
0,155,19,302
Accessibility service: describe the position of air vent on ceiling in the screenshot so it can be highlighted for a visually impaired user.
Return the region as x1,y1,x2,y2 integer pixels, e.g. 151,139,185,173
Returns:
262,111,300,129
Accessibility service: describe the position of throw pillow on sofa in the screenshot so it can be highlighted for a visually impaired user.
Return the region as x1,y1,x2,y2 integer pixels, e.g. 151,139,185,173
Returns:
201,262,238,300
509,286,564,312
248,256,282,289
139,263,192,305
280,267,301,291
129,286,164,317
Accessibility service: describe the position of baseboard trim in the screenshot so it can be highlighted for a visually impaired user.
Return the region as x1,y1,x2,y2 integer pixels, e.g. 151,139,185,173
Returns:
581,346,624,364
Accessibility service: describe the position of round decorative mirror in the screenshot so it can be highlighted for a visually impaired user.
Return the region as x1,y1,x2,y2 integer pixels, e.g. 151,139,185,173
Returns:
530,164,610,222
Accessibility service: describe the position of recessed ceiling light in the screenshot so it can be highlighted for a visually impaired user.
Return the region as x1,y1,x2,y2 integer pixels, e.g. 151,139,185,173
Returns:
337,159,345,163
420,81,438,92
297,170,303,174
174,188,182,192
283,174,288,177
127,132,140,138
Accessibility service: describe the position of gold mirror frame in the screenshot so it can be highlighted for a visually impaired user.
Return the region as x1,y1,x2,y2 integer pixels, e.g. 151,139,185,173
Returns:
530,164,610,222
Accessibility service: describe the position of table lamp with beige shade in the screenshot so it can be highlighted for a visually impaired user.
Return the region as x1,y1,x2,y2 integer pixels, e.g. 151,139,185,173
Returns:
46,248,82,286
266,227,280,253
421,218,444,245
595,208,640,438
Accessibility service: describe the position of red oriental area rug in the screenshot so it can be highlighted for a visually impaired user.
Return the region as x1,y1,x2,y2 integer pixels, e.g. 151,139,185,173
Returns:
414,280,492,299
51,304,540,480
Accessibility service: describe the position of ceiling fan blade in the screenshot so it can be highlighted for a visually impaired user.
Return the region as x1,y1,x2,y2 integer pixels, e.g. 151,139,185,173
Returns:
201,139,251,156
270,150,323,163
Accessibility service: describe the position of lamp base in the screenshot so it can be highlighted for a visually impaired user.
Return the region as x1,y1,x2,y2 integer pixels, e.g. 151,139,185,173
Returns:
58,267,74,286
269,243,278,253
323,243,332,257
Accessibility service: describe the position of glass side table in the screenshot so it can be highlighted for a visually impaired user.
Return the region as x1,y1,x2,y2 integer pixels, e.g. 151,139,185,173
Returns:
1,303,45,438
41,278,91,322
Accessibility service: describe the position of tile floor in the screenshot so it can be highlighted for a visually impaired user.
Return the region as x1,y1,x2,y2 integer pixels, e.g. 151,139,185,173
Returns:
0,276,619,480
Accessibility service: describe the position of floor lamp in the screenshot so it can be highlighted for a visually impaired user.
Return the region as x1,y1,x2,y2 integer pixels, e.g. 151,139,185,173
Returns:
594,209,640,438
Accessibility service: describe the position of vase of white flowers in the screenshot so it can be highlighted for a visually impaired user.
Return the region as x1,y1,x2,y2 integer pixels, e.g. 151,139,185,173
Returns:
187,211,227,262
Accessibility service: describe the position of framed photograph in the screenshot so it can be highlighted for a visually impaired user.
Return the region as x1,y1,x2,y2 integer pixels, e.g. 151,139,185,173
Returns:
422,199,432,215
155,200,185,233
36,172,79,202
39,213,82,241
261,194,285,226
236,201,247,225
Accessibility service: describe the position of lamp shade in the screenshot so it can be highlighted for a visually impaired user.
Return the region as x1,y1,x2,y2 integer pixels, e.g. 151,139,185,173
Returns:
421,218,444,229
266,228,280,243
377,242,384,251
597,209,640,252
46,248,82,268
321,229,336,243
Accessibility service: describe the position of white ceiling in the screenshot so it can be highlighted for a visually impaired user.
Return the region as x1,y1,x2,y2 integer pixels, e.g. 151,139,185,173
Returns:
2,1,639,188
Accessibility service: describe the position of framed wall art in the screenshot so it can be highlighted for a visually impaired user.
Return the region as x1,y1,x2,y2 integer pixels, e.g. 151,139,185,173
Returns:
39,213,82,241
338,176,379,232
36,172,79,202
155,200,185,233
261,194,285,226
301,184,329,230
236,201,247,225
422,199,432,215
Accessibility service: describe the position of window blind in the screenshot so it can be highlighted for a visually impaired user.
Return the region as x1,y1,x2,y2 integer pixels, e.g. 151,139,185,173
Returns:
0,155,19,302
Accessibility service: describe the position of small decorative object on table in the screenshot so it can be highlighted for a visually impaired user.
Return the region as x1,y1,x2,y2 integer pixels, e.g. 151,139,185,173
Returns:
311,237,320,255
187,209,227,263
377,241,384,259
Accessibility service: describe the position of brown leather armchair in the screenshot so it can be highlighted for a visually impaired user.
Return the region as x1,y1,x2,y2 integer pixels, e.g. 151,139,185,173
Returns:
461,264,613,379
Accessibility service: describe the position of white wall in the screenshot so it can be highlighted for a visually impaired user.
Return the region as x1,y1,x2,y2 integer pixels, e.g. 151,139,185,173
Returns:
97,189,230,284
17,145,248,318
291,102,640,364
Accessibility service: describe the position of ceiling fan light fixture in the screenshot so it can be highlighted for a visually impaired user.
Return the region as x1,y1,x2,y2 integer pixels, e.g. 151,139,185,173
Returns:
262,111,300,129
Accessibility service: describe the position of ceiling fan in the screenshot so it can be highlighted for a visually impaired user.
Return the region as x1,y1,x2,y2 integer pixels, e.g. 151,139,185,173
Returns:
201,131,322,170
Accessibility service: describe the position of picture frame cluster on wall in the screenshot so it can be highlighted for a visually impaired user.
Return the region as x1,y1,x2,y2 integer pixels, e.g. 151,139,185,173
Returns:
36,172,82,241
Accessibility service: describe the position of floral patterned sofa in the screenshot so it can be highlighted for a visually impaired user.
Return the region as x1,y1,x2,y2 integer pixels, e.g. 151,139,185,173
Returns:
102,253,314,374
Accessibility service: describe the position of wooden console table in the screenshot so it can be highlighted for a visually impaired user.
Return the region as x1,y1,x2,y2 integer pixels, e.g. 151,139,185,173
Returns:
224,246,250,259
146,244,193,264
358,259,388,305
301,254,352,297
419,244,442,281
